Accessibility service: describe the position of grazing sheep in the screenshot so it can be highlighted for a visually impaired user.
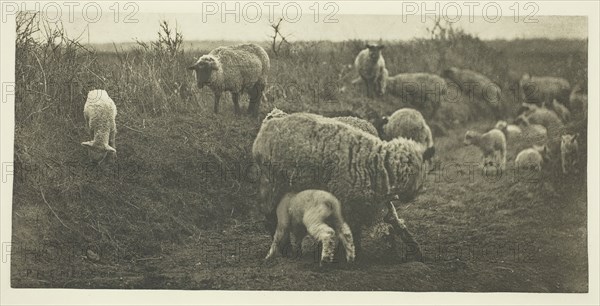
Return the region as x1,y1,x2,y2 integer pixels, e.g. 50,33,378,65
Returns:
354,44,386,98
514,116,548,146
515,145,550,171
464,129,507,170
561,134,580,174
333,116,379,137
550,99,571,123
187,43,270,116
495,120,522,140
253,110,433,258
515,106,564,149
81,89,117,163
519,73,570,107
382,108,435,162
441,67,502,108
385,73,447,118
569,84,588,119
265,190,355,265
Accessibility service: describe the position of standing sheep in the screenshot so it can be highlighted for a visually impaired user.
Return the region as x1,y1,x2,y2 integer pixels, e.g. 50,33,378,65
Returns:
464,129,507,170
382,108,435,162
81,89,117,163
515,145,550,172
385,73,447,118
253,110,432,258
519,73,570,107
551,99,571,123
265,190,355,265
187,43,270,116
441,67,502,109
561,134,579,174
354,44,386,98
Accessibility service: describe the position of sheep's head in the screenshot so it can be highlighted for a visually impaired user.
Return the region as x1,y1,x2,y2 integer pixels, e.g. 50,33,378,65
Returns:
495,120,508,131
365,43,384,60
187,55,219,88
463,130,479,146
81,141,116,164
561,134,579,151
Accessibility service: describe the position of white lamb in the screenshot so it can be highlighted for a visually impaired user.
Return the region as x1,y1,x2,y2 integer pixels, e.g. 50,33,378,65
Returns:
515,145,550,172
81,89,117,163
265,190,355,265
464,129,507,170
561,134,580,174
354,44,386,98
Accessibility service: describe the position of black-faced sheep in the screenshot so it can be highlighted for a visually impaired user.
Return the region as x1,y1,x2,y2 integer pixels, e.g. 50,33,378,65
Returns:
441,67,502,109
81,89,117,163
382,108,435,163
354,44,386,98
561,134,579,174
519,73,570,107
464,129,506,170
188,43,270,116
253,110,432,258
515,145,550,172
265,190,355,265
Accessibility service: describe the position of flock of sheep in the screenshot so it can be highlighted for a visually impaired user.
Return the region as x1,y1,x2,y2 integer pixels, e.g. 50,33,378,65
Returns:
80,42,587,265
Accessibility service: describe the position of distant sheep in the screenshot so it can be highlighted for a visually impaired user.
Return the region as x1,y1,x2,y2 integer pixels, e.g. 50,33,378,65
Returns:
265,190,355,265
495,120,522,140
515,145,550,172
464,128,506,170
569,84,588,119
253,110,432,257
81,89,117,163
519,73,570,107
515,106,564,149
551,99,571,123
333,116,379,137
382,108,435,162
188,43,270,116
354,44,386,98
385,73,447,118
441,67,502,108
561,134,579,174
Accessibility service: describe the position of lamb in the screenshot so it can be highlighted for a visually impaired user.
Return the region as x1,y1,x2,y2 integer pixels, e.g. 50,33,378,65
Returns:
441,67,502,108
381,108,435,162
253,110,433,258
551,99,571,123
384,72,447,118
515,145,550,172
333,116,379,137
187,43,270,116
81,89,117,163
265,190,355,265
354,44,386,98
494,120,522,140
464,129,506,170
519,73,570,107
561,134,579,174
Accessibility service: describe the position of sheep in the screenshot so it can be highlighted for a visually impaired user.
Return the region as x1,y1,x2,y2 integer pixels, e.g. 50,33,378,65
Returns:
561,134,580,174
253,111,433,258
81,89,117,163
332,116,379,137
495,120,522,140
187,43,270,116
265,190,355,265
513,116,548,146
519,73,570,107
569,84,588,119
441,67,502,108
515,106,565,150
385,73,447,118
381,108,435,163
550,99,571,123
354,43,386,98
464,129,506,170
515,145,550,172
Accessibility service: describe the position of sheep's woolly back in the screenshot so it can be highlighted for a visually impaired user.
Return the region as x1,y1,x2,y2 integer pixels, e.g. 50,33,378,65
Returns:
518,107,564,145
252,112,426,228
333,116,379,137
386,73,448,98
520,75,571,105
84,89,117,148
442,67,501,105
383,108,433,148
515,148,543,170
465,129,505,155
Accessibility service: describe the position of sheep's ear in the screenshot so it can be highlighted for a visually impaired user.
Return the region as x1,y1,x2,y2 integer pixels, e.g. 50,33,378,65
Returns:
81,141,94,148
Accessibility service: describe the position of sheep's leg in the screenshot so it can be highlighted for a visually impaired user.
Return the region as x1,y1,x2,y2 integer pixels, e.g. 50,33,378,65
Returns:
109,127,117,159
289,227,306,259
265,225,290,260
306,223,336,265
231,92,240,114
213,92,221,114
248,82,265,116
337,222,355,263
384,202,423,261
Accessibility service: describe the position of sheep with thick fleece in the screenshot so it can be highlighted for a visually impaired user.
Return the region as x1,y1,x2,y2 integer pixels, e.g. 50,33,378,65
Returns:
515,106,564,150
441,67,502,108
561,134,579,174
519,73,570,107
513,116,548,146
515,145,550,171
464,129,506,170
265,190,355,265
354,44,386,98
333,116,379,137
81,90,117,163
188,43,269,116
382,108,434,162
385,73,447,118
253,111,432,258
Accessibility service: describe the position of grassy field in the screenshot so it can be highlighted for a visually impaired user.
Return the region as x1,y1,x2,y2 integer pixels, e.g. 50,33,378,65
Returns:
10,17,588,291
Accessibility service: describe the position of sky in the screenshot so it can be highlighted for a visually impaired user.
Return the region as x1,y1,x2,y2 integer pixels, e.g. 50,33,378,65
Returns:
22,2,588,44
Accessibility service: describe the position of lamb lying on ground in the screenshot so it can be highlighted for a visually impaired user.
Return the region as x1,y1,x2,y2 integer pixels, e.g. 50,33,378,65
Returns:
81,89,117,164
464,128,507,170
265,190,355,265
515,145,550,172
